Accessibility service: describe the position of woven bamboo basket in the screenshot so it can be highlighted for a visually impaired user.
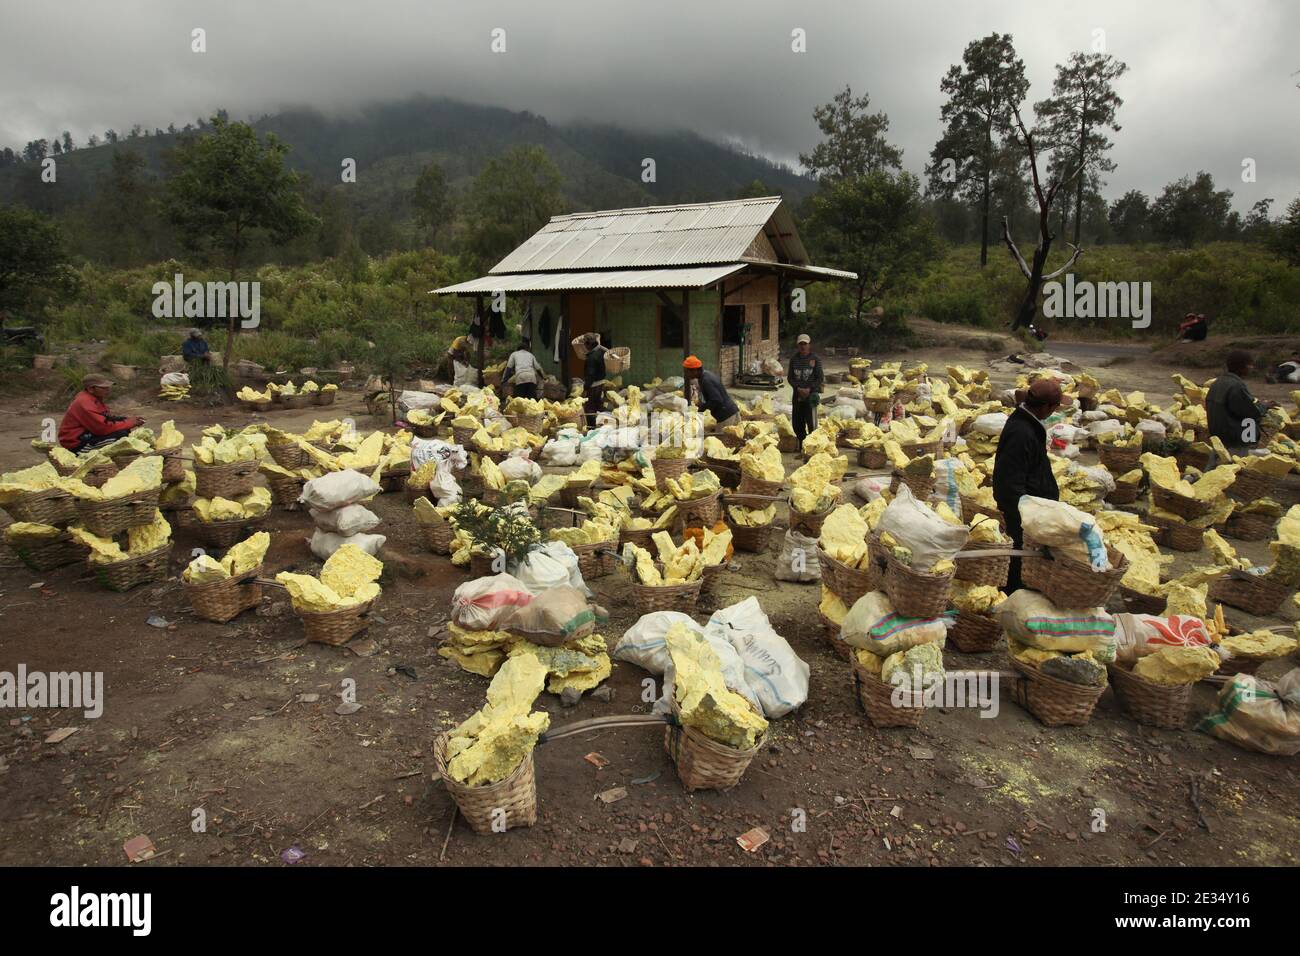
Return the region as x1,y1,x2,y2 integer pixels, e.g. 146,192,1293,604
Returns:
459,473,485,501
556,481,594,510
76,489,161,537
1021,534,1127,608
630,576,702,615
469,549,504,578
238,398,263,413
1118,584,1166,615
697,562,724,598
959,495,1006,530
817,546,878,606
663,705,763,792
900,439,941,459
779,434,799,454
1008,658,1105,727
948,609,1002,653
281,393,311,409
266,473,304,510
477,446,512,465
1106,482,1141,505
433,732,538,834
1150,484,1209,521
818,610,853,661
268,443,309,470
1174,447,1211,472
5,488,77,525
312,390,337,406
788,505,830,538
82,461,119,488
195,460,258,499
571,539,618,579
194,515,266,550
409,423,439,440
1151,516,1203,552
542,381,567,401
506,412,544,433
156,451,186,485
858,446,887,469
1106,663,1192,730
421,519,455,555
1098,443,1141,473
14,534,86,572
729,519,774,553
652,456,689,491
91,545,170,592
1208,573,1289,616
679,492,721,528
379,462,411,494
1222,511,1275,541
1216,655,1264,678
889,469,935,500
953,539,1010,588
882,551,953,619
185,567,263,623
298,599,375,646
618,525,656,551
852,658,926,728
452,424,478,448
737,473,783,498
1228,470,1279,502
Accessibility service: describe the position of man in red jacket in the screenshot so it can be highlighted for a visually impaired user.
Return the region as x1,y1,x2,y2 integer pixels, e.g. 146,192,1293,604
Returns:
58,374,144,451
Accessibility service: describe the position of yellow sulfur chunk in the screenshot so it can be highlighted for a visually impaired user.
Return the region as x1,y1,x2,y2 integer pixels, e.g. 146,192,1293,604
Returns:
1220,630,1297,661
66,526,128,565
699,527,733,567
1131,646,1221,686
320,544,383,598
126,510,171,555
223,531,270,575
183,554,230,584
666,623,768,749
1162,582,1208,618
4,522,63,544
739,445,784,482
193,497,245,522
623,543,663,586
727,504,775,527
445,654,550,786
819,504,869,565
819,586,848,624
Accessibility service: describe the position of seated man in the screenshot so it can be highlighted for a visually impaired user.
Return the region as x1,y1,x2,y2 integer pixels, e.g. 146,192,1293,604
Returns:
59,374,145,452
1178,313,1209,342
683,355,739,427
182,328,210,363
1206,350,1276,453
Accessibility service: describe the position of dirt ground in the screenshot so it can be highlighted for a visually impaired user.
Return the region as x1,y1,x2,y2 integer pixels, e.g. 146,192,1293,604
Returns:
1,340,1297,868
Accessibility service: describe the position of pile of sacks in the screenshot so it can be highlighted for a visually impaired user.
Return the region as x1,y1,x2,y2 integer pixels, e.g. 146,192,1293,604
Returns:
299,469,385,559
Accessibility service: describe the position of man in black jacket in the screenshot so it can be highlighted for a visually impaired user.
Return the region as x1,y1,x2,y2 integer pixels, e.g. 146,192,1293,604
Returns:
1207,350,1277,452
581,333,608,427
683,355,739,426
788,333,823,448
992,378,1063,592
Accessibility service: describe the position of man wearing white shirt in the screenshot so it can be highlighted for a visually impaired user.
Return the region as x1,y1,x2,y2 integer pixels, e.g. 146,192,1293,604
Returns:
504,337,541,399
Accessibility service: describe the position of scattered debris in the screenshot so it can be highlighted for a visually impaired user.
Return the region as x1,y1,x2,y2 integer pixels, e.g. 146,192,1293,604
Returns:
736,827,769,852
146,614,170,629
583,752,609,769
44,727,79,744
335,702,362,716
123,835,156,863
280,845,308,865
595,787,628,804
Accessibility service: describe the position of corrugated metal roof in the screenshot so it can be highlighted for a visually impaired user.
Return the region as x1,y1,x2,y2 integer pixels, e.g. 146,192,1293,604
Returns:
489,197,790,274
431,264,747,295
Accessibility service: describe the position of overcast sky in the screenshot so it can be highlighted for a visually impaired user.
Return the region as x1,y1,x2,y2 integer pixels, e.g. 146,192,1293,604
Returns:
3,0,1297,211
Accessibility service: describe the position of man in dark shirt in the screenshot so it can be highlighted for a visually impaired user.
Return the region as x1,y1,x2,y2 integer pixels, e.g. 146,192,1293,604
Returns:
1206,350,1277,453
683,355,739,426
788,333,823,449
182,328,210,364
992,378,1063,592
581,333,608,428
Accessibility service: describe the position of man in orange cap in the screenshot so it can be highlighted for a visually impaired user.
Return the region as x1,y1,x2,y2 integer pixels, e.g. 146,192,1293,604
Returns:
58,373,145,451
992,377,1063,592
682,355,738,427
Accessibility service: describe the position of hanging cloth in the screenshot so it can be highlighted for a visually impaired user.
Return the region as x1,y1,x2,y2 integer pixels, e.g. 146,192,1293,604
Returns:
538,306,553,349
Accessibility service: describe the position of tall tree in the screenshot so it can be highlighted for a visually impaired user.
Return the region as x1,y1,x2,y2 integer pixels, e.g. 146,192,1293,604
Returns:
799,85,903,181
1150,172,1234,246
1108,190,1151,243
164,115,317,370
1033,52,1127,246
22,139,48,163
60,131,74,153
0,205,74,321
411,160,452,247
927,33,1029,266
1269,197,1300,266
461,145,564,269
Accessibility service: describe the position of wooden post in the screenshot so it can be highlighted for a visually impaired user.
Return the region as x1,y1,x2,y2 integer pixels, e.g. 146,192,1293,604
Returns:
474,296,486,387
681,289,691,359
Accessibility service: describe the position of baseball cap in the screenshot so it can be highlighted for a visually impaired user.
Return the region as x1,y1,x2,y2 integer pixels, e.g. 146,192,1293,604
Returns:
796,334,811,345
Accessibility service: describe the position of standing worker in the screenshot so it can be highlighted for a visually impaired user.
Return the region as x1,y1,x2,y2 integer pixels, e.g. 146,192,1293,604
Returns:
683,355,739,427
581,333,608,428
58,374,145,452
1206,350,1277,453
788,333,823,449
992,378,1062,593
503,337,541,400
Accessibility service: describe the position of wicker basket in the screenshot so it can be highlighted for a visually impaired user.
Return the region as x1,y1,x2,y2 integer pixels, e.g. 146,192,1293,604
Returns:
193,515,266,550
948,609,1002,653
571,539,618,579
1118,584,1166,615
91,545,170,592
13,534,86,572
737,473,783,498
281,393,311,409
556,482,594,510
379,462,412,494
697,562,725,599
1228,470,1279,503
1151,516,1203,552
1223,511,1275,541
1106,663,1191,730
159,451,186,484
953,539,1010,588
729,520,774,553
83,462,119,488
268,443,309,470
1151,484,1209,520
818,610,853,661
630,577,702,615
1098,443,1141,474
434,732,538,834
890,470,935,500
959,495,1006,530
1208,573,1290,616
882,551,953,619
266,473,304,510
312,390,337,406
900,440,941,459
663,708,763,792
195,460,258,499
679,492,722,529
298,599,375,646
1106,482,1141,505
1021,534,1127,608
652,456,688,491
5,488,77,525
185,567,263,623
506,412,544,433
817,546,878,606
788,506,830,538
75,489,161,537
858,446,887,470
421,519,455,555
852,657,926,728
1008,658,1106,726
409,423,439,440
452,424,478,448
618,525,656,551
1174,447,1211,472
469,549,504,578
778,434,799,454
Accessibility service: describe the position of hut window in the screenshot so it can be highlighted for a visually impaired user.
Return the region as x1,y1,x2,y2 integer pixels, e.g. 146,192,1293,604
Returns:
722,305,745,346
761,304,771,340
658,304,683,348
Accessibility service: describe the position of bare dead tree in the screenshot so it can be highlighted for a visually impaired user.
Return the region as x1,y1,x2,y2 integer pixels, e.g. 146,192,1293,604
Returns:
1002,105,1084,331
